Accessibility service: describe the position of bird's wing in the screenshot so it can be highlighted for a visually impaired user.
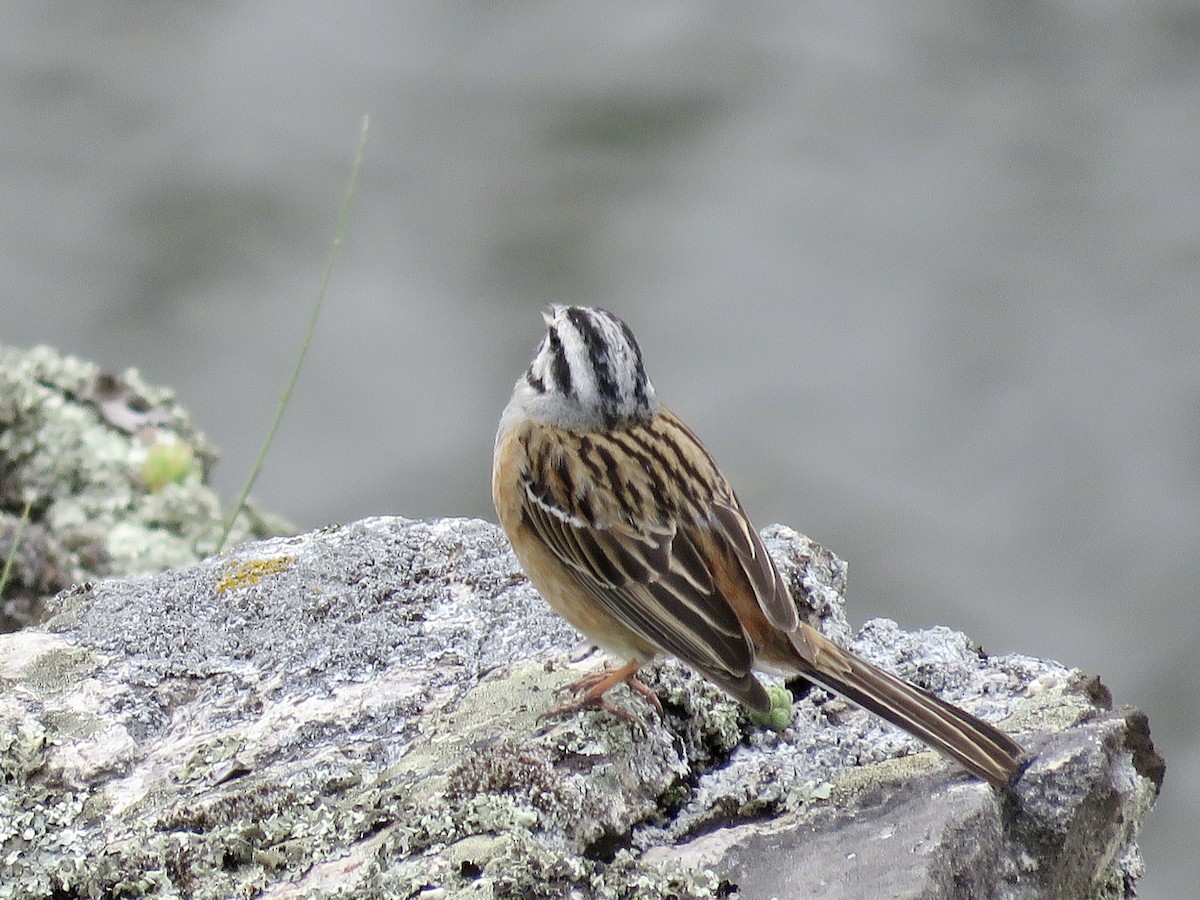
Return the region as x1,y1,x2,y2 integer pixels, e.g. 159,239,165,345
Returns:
518,411,795,710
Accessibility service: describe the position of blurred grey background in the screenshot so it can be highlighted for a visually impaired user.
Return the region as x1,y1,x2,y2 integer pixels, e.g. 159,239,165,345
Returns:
1,2,1195,895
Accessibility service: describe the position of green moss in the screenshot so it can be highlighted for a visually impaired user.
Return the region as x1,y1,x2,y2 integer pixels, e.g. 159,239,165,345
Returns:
748,684,794,731
290,661,730,897
1002,670,1096,735
445,740,566,813
18,645,100,695
0,717,49,782
594,849,726,899
175,735,248,784
140,440,200,492
42,708,105,743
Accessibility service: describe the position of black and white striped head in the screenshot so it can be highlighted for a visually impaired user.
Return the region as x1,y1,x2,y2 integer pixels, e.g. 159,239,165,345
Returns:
506,305,659,430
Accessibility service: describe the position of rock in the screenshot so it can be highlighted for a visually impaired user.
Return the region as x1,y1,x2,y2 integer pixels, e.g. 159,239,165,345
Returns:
0,344,291,631
0,517,1162,899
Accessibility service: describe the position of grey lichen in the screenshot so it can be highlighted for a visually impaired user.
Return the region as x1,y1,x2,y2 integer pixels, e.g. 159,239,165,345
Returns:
0,343,290,630
0,716,94,898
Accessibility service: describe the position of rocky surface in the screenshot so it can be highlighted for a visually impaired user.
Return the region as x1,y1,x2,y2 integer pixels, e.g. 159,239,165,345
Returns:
0,516,1163,899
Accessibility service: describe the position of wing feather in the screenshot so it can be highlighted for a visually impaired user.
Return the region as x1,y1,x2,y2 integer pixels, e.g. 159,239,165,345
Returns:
523,495,748,669
516,415,785,710
710,502,797,632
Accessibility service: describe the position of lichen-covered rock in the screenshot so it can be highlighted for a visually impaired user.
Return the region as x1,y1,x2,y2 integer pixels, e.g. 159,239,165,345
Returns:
0,344,289,630
0,517,1163,898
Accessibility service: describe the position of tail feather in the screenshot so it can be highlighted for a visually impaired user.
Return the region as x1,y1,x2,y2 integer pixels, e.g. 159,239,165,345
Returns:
796,629,1023,789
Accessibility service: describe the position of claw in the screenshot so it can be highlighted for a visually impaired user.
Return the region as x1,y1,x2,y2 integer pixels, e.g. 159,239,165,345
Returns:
541,659,663,724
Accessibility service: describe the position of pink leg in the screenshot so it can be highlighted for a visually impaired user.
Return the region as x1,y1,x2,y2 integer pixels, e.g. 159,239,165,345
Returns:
544,659,663,723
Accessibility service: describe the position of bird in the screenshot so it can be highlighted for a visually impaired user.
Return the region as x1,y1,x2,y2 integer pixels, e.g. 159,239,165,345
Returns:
492,304,1024,789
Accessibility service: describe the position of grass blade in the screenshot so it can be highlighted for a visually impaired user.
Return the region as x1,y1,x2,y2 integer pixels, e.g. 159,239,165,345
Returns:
216,115,370,552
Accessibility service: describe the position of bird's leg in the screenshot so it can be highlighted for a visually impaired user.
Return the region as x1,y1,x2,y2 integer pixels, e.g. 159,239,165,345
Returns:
544,659,663,723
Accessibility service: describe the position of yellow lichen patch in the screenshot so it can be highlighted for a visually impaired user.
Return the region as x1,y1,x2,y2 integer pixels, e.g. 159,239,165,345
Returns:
216,556,296,594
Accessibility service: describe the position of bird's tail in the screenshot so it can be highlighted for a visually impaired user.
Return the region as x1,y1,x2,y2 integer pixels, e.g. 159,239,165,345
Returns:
792,624,1024,789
